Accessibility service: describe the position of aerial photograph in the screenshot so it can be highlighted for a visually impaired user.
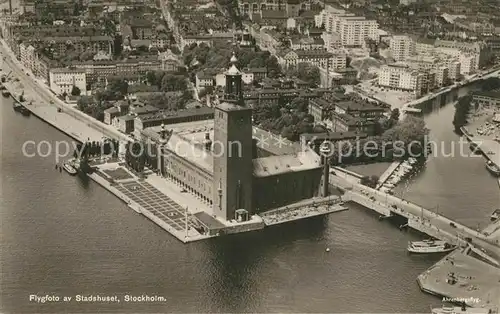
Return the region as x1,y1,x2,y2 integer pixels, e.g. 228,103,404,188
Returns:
0,0,499,312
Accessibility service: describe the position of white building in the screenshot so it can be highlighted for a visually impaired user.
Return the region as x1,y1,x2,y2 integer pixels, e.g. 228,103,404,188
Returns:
316,7,378,47
446,59,461,80
378,64,422,96
280,49,346,70
390,35,415,61
459,54,477,75
19,43,36,72
49,68,87,96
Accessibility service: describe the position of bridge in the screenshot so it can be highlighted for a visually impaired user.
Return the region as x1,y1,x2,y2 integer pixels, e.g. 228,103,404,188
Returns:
331,173,500,260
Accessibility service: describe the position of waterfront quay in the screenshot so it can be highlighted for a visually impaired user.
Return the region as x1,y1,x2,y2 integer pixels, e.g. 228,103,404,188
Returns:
461,125,500,181
417,247,500,308
260,195,348,226
1,39,350,243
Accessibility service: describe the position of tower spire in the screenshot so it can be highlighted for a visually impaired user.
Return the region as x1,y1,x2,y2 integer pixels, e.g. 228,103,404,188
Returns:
223,52,244,105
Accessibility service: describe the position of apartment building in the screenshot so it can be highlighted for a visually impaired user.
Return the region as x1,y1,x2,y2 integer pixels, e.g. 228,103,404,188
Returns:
316,7,378,47
434,66,449,87
72,57,162,84
280,49,346,70
446,59,461,80
406,55,439,71
19,42,36,72
459,54,477,75
390,35,415,61
238,0,311,17
49,68,87,96
378,64,423,96
338,17,378,47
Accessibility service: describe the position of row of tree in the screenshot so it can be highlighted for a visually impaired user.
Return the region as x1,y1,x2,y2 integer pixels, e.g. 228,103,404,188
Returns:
329,115,429,165
182,42,282,78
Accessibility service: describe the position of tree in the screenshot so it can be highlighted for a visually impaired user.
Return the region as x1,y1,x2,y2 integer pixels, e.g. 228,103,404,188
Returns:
160,74,187,92
390,108,400,121
452,95,472,132
71,85,81,96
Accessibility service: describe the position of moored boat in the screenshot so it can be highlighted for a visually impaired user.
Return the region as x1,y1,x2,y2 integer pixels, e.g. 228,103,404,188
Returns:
469,142,481,154
13,102,22,111
19,106,30,116
491,209,500,221
62,162,78,175
408,240,456,254
485,160,500,177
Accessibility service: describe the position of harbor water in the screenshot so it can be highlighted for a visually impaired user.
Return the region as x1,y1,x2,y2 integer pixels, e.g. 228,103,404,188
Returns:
0,86,497,312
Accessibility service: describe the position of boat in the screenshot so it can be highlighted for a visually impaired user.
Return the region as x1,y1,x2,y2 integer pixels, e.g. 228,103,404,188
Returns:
13,102,22,111
407,240,456,254
62,162,78,175
431,304,493,314
383,183,395,188
469,142,481,154
18,106,30,116
402,163,413,170
491,209,500,221
485,160,500,177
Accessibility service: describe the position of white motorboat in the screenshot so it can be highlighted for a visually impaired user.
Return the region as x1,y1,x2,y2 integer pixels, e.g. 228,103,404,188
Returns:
408,240,456,254
431,305,493,314
62,162,78,175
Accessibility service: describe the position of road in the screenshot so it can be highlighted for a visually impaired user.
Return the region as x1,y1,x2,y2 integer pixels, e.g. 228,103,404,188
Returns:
0,39,131,143
330,173,500,260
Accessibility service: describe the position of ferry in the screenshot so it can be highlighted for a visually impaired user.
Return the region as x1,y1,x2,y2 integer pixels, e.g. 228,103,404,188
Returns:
485,160,500,177
62,162,78,175
491,209,500,221
407,239,456,254
431,305,494,314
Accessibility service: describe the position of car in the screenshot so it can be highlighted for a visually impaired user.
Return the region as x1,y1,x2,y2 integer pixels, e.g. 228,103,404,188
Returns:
180,189,187,193
450,222,456,228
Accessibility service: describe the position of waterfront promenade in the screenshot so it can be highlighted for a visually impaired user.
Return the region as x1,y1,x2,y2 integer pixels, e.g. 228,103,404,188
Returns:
0,40,131,143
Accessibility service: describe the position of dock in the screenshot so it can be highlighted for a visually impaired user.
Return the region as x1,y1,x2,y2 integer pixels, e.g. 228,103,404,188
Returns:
260,196,348,226
375,161,401,190
461,126,500,178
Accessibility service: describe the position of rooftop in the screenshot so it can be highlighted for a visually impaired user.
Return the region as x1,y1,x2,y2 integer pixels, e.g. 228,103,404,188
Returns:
252,149,321,177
